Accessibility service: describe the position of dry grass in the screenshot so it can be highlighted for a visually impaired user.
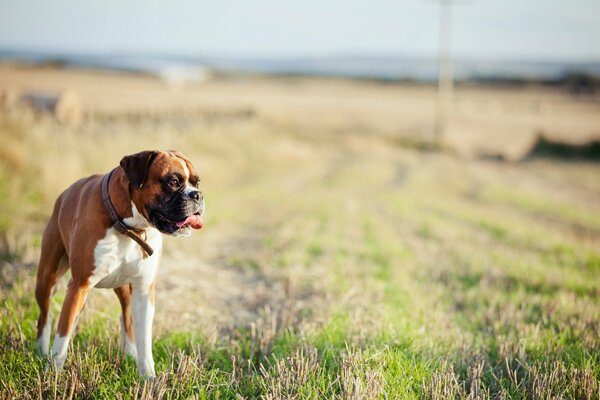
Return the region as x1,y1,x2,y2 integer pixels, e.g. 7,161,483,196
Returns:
1,67,599,398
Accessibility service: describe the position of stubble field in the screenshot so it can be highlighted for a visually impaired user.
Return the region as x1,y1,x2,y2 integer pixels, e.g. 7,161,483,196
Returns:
0,65,599,399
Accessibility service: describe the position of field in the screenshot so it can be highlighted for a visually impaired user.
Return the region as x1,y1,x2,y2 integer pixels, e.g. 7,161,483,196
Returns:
0,65,599,399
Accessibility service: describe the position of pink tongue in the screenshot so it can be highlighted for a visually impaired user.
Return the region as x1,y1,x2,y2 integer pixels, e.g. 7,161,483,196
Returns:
175,214,204,229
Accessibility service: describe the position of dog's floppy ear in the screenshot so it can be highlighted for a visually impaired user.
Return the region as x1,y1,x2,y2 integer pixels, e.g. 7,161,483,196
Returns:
120,151,159,189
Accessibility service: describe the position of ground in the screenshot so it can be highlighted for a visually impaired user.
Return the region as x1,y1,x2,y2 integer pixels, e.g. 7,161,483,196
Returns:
0,66,599,399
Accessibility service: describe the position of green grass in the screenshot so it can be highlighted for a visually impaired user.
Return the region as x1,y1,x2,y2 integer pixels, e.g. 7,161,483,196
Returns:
1,111,599,399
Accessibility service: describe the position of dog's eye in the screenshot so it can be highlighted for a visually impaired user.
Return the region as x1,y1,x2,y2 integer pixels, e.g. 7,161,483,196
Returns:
169,178,180,188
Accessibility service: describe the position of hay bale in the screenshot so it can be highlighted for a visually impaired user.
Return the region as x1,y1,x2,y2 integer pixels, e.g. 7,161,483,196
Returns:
0,88,19,109
54,90,82,125
19,90,82,125
20,92,56,112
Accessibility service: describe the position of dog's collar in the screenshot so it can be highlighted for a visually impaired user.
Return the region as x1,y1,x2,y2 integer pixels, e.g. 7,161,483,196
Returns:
101,168,154,258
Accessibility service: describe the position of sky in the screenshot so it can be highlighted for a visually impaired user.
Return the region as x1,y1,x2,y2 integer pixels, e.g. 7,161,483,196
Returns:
0,0,599,61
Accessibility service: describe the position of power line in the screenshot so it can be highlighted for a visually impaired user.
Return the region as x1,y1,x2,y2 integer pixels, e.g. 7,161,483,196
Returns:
428,0,471,143
435,0,454,142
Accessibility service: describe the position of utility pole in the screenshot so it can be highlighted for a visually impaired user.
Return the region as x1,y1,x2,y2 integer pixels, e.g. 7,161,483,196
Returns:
434,0,455,143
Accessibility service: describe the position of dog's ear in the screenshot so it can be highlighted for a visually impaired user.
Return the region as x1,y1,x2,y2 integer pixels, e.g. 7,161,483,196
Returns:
120,151,159,189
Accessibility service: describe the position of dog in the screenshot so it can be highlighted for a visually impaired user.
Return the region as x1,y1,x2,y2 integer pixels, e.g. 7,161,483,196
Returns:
34,150,204,377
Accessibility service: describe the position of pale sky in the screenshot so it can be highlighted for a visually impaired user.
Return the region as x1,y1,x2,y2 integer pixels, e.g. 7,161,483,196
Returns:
0,0,599,61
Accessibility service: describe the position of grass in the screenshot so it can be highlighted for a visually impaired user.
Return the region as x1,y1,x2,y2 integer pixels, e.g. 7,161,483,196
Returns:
1,91,599,399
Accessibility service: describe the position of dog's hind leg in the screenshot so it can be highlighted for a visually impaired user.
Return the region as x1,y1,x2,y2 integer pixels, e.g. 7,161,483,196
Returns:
51,277,90,371
35,213,66,356
114,284,137,359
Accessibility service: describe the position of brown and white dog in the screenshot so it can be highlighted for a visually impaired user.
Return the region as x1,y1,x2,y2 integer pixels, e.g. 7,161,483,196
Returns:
34,150,204,377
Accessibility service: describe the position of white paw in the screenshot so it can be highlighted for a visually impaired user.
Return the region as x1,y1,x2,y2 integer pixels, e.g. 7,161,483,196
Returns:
36,340,50,356
137,359,155,379
44,357,66,374
139,368,156,379
123,338,138,359
36,319,52,356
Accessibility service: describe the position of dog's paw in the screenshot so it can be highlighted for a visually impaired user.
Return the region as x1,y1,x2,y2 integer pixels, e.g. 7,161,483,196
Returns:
137,359,156,379
123,341,138,360
43,359,65,375
139,370,156,380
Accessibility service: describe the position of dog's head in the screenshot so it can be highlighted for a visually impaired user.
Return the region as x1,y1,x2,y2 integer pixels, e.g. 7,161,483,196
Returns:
120,150,204,237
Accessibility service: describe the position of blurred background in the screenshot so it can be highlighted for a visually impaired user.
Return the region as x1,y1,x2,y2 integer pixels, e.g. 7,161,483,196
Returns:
1,1,599,397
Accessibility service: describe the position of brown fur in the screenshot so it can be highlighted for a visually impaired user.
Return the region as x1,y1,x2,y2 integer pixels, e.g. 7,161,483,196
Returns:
148,281,156,306
114,284,135,342
35,172,114,339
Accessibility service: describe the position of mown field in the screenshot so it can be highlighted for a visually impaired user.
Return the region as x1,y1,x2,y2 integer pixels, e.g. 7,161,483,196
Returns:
1,69,599,399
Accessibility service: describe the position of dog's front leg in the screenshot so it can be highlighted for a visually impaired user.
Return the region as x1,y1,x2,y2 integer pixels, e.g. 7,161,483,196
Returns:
131,281,156,378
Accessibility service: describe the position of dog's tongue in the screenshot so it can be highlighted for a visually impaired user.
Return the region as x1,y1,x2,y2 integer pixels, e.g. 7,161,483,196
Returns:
175,214,203,229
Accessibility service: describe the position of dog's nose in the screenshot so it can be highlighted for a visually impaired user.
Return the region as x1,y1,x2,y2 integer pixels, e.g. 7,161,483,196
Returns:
188,190,201,201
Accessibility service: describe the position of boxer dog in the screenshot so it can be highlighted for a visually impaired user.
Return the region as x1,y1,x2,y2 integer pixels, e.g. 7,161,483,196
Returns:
34,150,204,377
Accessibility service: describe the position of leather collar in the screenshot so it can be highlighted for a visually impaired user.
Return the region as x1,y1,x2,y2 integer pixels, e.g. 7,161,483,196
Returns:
101,168,154,258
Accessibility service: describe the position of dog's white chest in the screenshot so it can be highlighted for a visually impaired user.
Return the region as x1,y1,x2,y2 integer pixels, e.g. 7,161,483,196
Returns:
91,227,162,289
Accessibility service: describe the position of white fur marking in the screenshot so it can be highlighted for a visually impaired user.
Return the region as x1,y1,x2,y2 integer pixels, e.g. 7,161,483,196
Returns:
176,157,190,182
121,318,138,359
37,317,52,355
50,334,70,370
124,202,152,230
90,224,161,377
177,157,200,205
90,225,162,289
132,289,156,377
